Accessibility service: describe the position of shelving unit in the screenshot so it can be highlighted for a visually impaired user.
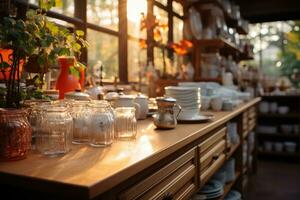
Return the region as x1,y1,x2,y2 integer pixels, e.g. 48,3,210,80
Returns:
194,104,258,199
186,0,253,81
257,95,300,160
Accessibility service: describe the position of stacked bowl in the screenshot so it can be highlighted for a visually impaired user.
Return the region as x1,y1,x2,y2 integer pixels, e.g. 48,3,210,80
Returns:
165,86,201,121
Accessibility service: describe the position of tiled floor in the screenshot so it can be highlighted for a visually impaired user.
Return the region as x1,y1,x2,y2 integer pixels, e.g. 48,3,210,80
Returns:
247,160,300,200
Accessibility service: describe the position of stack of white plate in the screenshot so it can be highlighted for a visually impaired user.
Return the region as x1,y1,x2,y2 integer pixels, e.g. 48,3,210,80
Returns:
224,190,242,200
165,86,201,121
193,180,224,200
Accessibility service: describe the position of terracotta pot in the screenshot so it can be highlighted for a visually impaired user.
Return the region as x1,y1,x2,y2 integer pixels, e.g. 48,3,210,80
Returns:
0,49,24,80
0,109,32,161
55,56,83,99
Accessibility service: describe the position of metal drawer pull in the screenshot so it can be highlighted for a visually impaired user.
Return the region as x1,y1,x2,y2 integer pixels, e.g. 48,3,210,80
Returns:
162,192,173,200
212,153,220,160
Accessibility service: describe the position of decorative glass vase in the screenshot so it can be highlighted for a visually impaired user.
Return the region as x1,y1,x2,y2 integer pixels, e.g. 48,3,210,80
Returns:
0,109,32,161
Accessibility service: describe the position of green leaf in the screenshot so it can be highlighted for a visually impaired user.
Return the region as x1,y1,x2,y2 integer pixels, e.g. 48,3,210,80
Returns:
55,0,63,7
73,43,81,52
69,65,80,78
76,30,85,37
0,62,10,69
46,21,59,34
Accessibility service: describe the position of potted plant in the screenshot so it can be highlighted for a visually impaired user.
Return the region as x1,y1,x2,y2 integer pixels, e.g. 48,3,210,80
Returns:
0,1,88,161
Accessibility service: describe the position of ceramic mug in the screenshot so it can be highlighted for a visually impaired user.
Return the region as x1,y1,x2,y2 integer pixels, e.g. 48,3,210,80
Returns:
134,94,149,120
211,96,223,111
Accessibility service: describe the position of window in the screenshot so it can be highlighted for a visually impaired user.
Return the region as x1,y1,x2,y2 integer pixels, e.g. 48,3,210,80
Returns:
87,29,119,81
29,0,74,17
22,0,184,83
87,0,118,31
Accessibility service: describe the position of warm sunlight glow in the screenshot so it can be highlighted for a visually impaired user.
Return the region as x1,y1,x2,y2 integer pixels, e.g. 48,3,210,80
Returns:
127,0,147,23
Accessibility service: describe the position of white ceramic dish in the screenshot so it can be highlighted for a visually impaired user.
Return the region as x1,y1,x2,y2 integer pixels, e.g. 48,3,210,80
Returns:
278,106,289,114
178,113,214,123
189,7,202,40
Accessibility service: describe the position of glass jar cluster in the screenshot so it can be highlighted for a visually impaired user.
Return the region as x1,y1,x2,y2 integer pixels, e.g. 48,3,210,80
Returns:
27,99,137,157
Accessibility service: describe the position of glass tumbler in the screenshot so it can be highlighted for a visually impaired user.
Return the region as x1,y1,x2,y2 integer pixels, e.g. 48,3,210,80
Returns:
114,107,137,140
70,101,89,144
88,101,114,147
37,106,73,156
24,100,51,150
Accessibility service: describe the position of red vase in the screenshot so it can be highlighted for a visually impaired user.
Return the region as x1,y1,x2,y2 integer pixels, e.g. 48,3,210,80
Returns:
56,56,82,99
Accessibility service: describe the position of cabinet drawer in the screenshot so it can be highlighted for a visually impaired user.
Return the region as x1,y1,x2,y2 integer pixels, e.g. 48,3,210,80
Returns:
198,127,226,155
199,140,226,172
119,148,197,200
200,154,226,187
248,119,256,131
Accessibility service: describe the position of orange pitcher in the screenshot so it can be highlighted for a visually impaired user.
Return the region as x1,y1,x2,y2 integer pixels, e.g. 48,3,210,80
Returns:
56,56,84,99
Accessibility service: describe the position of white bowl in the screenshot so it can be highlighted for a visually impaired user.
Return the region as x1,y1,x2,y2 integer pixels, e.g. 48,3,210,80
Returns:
264,141,273,151
201,96,211,111
259,101,269,113
274,142,283,152
281,125,293,134
211,96,223,111
284,142,297,153
278,106,289,114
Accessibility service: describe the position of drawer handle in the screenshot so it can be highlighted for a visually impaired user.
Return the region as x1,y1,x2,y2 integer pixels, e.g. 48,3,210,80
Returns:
212,153,220,160
162,192,173,200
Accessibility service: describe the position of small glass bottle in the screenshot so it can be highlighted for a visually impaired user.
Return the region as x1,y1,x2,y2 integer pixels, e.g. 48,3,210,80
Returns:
88,101,114,147
70,101,89,144
37,106,73,156
114,107,137,140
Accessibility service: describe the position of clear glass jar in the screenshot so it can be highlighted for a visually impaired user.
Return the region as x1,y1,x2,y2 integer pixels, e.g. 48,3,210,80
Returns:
114,107,137,140
0,109,32,161
70,101,89,144
201,52,221,78
24,100,51,150
88,101,114,147
37,106,73,156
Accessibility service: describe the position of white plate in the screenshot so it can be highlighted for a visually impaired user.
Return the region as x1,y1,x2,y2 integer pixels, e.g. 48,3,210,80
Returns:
178,113,214,123
189,7,202,40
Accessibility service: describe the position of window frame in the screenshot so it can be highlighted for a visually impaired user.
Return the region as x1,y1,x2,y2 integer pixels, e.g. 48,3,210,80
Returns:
15,0,184,83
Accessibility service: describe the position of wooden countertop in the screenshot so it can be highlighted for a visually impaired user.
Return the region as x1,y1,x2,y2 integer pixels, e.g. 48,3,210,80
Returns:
0,98,261,199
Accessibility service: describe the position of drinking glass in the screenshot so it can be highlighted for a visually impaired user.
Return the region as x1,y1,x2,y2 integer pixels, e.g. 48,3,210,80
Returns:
37,106,73,156
70,101,90,144
88,101,114,147
114,107,137,140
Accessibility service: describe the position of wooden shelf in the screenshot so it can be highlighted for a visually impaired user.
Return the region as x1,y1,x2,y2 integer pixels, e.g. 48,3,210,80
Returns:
218,171,241,200
258,151,299,158
195,77,222,83
261,94,300,98
226,142,240,159
239,52,254,61
258,113,299,118
257,132,299,139
236,25,248,35
196,38,241,56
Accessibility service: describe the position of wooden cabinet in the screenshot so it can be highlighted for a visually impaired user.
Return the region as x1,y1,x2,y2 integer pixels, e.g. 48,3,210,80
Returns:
0,99,261,200
119,148,197,200
198,127,227,187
